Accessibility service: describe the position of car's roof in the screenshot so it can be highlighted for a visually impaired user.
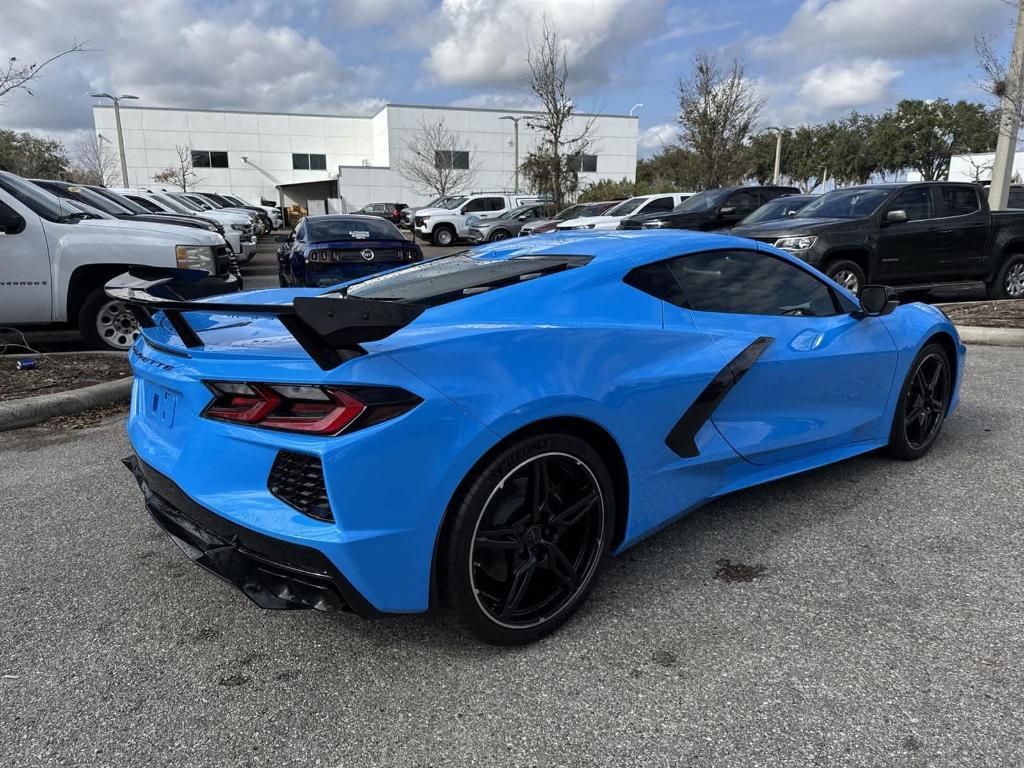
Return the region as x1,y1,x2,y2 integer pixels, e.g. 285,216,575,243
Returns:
306,214,387,221
467,229,762,269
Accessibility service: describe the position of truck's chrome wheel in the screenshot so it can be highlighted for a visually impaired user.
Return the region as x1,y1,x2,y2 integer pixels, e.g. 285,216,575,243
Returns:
96,299,140,350
833,269,860,294
1006,263,1024,298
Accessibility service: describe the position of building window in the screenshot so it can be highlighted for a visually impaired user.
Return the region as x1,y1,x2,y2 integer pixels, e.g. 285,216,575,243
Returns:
435,150,469,170
191,150,228,168
293,153,327,170
576,154,598,173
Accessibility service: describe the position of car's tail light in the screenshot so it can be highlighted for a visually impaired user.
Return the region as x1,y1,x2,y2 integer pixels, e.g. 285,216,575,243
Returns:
201,382,420,436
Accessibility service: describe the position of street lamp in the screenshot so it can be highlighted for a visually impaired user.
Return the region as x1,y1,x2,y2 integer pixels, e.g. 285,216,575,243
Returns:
91,93,139,186
766,126,785,185
629,103,643,116
499,115,523,193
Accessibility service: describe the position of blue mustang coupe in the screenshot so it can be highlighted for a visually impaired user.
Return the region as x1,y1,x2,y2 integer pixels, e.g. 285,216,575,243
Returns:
110,231,964,645
276,213,422,288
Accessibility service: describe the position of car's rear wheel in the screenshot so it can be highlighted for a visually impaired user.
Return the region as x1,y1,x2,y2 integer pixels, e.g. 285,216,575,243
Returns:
824,259,866,295
441,432,614,645
432,226,455,247
987,253,1024,299
78,288,140,351
885,342,952,460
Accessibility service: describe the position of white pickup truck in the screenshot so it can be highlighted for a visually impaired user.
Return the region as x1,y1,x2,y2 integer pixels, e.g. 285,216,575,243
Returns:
0,171,239,350
413,193,544,246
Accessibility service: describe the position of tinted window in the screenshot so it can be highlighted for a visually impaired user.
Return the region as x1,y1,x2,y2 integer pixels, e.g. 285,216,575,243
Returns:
0,172,68,221
670,249,839,317
888,188,933,221
577,154,598,173
675,189,731,212
940,186,980,216
643,196,676,213
1009,187,1024,209
435,150,470,170
739,197,813,225
726,189,761,214
463,197,503,213
305,216,403,241
293,153,310,170
310,154,327,171
799,188,889,219
127,194,162,213
192,150,228,168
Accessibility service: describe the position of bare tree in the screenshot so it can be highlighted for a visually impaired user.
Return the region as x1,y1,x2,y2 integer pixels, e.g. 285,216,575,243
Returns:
676,52,766,188
152,145,204,191
963,153,996,182
977,29,1024,139
397,117,478,197
69,133,120,186
0,41,90,102
521,18,595,207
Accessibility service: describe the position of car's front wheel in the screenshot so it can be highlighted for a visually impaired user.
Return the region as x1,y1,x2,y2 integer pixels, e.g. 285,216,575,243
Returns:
440,432,614,645
489,229,511,242
78,287,140,351
432,226,455,247
885,342,953,460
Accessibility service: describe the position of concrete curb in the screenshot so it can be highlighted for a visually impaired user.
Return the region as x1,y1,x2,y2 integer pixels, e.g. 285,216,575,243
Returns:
0,352,132,432
955,325,1024,347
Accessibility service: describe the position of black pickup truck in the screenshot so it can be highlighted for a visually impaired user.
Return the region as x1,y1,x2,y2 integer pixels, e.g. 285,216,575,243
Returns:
731,181,1024,298
618,185,801,231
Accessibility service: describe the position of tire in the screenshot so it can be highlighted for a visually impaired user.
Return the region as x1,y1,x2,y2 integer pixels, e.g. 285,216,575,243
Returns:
986,253,1024,299
440,432,615,645
77,286,140,351
488,229,511,242
824,259,867,295
432,226,455,247
885,342,953,460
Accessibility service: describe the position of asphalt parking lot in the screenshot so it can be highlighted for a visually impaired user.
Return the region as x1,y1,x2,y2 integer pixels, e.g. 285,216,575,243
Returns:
2,344,1022,767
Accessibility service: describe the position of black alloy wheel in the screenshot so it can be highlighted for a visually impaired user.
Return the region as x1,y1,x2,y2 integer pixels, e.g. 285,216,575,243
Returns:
442,433,613,645
886,342,952,459
489,229,510,242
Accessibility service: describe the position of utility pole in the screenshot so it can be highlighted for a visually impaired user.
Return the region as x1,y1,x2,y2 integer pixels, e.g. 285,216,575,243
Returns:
499,115,522,193
766,126,784,184
989,1,1024,211
91,93,139,186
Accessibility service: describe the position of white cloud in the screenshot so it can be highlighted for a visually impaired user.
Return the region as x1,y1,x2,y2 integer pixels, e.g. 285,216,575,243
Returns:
423,0,668,90
756,0,1009,61
1,0,382,133
638,122,679,152
797,59,901,111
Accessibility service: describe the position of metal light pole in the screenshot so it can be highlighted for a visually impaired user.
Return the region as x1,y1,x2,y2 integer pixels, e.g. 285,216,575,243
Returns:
629,103,643,116
989,2,1024,211
766,126,784,184
499,115,522,193
91,93,139,186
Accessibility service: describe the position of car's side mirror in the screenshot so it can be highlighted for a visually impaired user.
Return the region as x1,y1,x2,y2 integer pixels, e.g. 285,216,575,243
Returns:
858,285,898,317
719,206,736,215
517,215,527,221
885,209,908,224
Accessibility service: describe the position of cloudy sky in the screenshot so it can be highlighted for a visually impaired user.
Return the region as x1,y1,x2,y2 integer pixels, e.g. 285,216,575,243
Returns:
1,0,1017,155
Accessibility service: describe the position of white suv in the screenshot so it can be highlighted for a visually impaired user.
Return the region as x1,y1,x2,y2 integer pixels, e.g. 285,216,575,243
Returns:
556,193,691,231
414,193,544,246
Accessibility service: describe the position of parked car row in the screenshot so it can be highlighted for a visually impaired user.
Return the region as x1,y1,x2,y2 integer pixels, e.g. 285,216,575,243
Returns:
0,170,241,351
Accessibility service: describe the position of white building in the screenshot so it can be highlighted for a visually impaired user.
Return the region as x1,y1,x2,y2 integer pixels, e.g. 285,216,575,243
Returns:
948,152,1019,184
92,102,639,210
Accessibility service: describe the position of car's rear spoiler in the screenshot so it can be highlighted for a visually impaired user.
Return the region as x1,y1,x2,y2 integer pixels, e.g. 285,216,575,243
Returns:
105,270,425,370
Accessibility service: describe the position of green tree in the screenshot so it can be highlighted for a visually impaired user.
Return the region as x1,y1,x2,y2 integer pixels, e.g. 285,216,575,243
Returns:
873,99,997,180
0,129,68,178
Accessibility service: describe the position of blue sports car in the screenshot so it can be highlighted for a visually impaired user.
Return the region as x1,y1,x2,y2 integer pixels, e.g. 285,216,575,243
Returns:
110,231,964,645
276,214,422,288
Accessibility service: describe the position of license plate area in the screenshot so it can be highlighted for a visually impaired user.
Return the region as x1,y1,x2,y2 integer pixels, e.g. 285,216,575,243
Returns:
144,380,177,428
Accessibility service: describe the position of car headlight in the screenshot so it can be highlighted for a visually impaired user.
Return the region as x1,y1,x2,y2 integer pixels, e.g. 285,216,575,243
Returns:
230,223,246,231
642,220,670,229
774,235,817,251
175,244,215,273
420,215,430,222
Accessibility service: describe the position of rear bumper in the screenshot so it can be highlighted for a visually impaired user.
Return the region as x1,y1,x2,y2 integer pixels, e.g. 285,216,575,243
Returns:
123,454,378,617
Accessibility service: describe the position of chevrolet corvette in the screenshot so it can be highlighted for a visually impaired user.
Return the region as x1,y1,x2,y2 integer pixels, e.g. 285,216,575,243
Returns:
110,230,964,645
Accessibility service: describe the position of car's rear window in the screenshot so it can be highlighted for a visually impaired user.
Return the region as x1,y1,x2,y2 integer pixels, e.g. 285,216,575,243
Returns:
341,252,591,306
306,217,403,242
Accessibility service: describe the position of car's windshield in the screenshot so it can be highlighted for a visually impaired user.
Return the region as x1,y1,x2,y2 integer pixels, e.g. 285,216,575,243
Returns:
503,204,537,219
606,197,650,216
168,193,205,212
222,195,246,206
798,188,890,219
739,198,811,225
201,193,232,207
442,196,466,209
0,172,78,222
87,186,149,214
37,182,130,216
305,216,403,242
553,204,586,220
150,192,194,215
183,195,213,210
580,202,616,217
675,189,731,212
